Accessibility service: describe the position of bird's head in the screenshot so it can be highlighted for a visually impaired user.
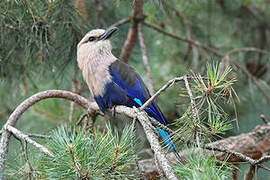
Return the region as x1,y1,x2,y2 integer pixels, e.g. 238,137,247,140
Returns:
77,27,118,69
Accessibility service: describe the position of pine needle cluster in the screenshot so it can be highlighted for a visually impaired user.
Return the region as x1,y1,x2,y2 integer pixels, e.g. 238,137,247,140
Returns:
174,150,232,180
36,124,138,179
175,62,238,144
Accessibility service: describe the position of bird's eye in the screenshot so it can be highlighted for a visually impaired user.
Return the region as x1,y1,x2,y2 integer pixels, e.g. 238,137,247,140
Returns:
88,36,96,42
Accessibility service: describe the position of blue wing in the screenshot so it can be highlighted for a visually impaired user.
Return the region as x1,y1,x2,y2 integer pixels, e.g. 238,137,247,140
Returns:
94,60,179,157
108,60,167,125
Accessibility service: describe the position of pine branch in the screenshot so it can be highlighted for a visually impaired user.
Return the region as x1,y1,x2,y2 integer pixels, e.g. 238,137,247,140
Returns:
0,89,178,179
183,75,200,146
138,23,154,95
139,123,270,177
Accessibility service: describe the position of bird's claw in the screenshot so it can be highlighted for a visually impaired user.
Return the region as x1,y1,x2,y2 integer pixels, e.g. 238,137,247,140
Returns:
111,105,116,117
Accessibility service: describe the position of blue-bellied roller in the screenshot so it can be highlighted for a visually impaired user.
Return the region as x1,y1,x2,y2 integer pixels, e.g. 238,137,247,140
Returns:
77,27,180,160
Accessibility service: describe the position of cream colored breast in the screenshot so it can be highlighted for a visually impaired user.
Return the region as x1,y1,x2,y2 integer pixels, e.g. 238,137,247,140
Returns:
82,55,117,97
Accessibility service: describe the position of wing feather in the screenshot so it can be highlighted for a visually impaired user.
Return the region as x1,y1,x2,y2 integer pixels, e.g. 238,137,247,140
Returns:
109,60,167,125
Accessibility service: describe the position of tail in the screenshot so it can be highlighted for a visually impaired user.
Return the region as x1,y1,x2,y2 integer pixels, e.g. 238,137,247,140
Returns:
132,99,182,162
156,127,183,163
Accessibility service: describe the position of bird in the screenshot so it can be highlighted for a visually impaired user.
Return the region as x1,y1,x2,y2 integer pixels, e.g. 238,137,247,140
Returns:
77,27,180,160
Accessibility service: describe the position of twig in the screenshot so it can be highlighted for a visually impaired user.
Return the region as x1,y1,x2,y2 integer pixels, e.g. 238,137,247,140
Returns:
143,21,223,57
28,134,51,139
204,146,270,171
165,2,201,66
131,117,146,180
147,116,185,143
138,23,154,95
110,17,131,28
140,76,185,111
255,155,270,165
133,109,178,180
13,135,33,178
67,143,82,177
145,17,270,108
24,142,34,175
224,47,270,57
4,125,53,157
76,113,88,126
184,76,200,147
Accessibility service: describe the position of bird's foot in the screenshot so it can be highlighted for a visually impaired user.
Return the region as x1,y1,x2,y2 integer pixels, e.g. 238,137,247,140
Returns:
111,105,116,117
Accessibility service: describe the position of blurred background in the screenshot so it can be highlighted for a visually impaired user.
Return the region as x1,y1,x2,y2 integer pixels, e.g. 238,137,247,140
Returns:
1,0,270,179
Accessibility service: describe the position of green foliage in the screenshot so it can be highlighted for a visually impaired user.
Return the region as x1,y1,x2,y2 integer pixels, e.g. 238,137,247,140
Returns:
2,0,270,179
175,62,237,144
35,124,138,179
174,150,232,180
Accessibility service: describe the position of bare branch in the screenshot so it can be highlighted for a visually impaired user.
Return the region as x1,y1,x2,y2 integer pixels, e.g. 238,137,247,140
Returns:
133,108,178,180
138,23,154,95
224,47,270,57
204,146,270,171
76,113,89,126
143,21,223,57
24,142,34,175
4,125,53,157
131,117,146,180
140,76,185,111
120,0,144,62
28,134,51,139
183,75,200,146
110,17,131,28
165,2,201,66
0,89,177,179
255,155,270,165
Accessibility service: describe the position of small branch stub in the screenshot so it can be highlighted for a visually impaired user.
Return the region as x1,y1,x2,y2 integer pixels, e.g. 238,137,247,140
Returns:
4,125,53,157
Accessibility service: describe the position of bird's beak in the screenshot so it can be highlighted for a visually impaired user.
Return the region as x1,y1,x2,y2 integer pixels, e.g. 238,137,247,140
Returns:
98,27,118,41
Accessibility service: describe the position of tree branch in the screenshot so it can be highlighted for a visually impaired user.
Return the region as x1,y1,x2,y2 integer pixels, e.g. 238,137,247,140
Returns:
120,0,144,62
138,23,154,95
183,75,200,146
4,125,53,157
0,90,177,179
0,90,93,179
110,17,131,28
143,21,223,57
133,108,178,180
139,123,270,177
140,76,185,111
164,2,201,67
